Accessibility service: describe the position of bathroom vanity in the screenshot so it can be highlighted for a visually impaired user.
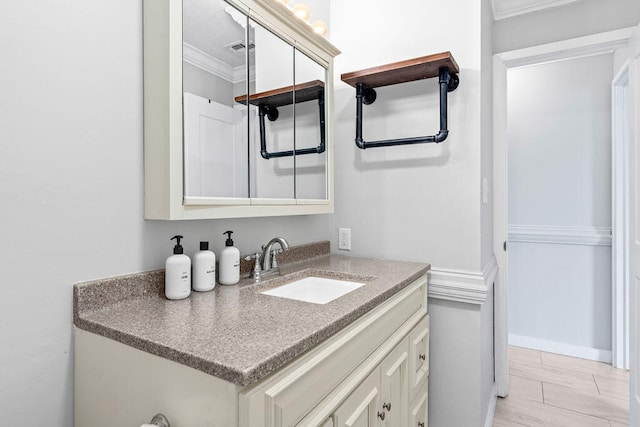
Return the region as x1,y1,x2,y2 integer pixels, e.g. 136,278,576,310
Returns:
74,248,430,426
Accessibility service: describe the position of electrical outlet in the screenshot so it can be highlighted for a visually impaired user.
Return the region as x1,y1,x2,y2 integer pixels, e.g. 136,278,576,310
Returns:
338,228,351,250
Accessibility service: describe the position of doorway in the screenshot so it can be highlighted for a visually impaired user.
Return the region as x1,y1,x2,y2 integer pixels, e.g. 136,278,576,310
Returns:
493,28,634,397
506,53,614,363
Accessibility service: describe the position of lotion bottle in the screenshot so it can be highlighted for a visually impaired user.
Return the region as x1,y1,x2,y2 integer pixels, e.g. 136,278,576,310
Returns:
165,235,191,300
193,241,216,292
219,230,240,285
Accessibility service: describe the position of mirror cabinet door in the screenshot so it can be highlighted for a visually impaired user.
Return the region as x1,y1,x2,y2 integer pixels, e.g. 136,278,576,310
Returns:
294,49,328,201
182,0,249,199
248,18,295,200
180,0,329,205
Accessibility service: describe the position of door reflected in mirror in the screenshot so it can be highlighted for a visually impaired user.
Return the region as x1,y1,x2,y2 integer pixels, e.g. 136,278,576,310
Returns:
182,0,249,199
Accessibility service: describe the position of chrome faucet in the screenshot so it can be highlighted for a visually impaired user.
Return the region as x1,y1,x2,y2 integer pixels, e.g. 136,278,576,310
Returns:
262,237,289,271
246,237,289,280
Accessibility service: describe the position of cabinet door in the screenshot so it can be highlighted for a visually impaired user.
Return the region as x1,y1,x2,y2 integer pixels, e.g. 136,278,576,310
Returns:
409,387,428,427
379,337,409,427
408,315,429,402
333,368,382,427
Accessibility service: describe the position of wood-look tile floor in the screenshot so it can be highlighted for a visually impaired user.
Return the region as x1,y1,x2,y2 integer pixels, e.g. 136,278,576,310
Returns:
493,346,630,426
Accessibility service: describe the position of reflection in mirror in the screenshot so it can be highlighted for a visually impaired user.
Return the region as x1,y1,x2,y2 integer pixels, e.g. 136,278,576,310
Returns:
294,49,327,200
182,0,249,199
246,19,295,200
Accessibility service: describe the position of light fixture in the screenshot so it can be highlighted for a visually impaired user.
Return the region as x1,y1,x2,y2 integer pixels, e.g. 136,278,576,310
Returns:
292,4,310,21
275,0,289,6
311,20,327,37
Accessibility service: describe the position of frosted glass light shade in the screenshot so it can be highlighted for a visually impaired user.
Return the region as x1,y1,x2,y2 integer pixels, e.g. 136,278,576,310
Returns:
292,4,310,21
311,20,327,36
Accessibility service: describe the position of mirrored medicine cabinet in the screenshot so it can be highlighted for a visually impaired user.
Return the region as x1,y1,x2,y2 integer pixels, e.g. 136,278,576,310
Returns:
143,0,340,220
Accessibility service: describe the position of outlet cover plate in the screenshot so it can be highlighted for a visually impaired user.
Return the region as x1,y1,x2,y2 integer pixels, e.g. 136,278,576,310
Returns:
338,228,351,250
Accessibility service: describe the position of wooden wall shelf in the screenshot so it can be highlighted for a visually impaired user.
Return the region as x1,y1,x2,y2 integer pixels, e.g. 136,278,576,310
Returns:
340,52,460,149
341,52,459,89
235,80,324,108
235,80,326,160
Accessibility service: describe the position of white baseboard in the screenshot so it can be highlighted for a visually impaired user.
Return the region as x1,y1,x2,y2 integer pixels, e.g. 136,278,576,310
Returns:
509,334,612,363
483,383,498,427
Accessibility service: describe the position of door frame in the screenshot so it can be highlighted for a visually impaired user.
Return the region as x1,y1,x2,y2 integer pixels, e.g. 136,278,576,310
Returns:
493,27,634,396
612,63,631,369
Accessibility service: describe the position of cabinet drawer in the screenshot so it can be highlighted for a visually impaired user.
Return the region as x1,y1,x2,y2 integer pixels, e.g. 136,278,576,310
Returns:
408,315,429,402
240,276,427,427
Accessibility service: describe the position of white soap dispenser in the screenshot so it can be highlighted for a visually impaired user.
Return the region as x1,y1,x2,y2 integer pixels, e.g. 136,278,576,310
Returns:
219,230,240,285
165,235,191,300
193,241,216,292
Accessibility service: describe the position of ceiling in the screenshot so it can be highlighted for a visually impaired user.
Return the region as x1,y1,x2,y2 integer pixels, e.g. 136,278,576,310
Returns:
183,0,250,71
491,0,583,20
182,0,583,76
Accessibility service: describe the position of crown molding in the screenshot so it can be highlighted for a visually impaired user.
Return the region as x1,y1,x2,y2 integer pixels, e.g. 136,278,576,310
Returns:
491,0,582,20
183,42,254,84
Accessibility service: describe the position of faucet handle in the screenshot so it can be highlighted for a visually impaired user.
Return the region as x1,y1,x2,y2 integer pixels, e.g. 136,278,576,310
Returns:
271,249,283,268
271,248,284,267
244,252,262,273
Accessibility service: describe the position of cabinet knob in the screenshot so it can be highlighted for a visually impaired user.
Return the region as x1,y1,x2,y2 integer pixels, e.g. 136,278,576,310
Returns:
377,411,385,421
418,422,425,427
419,353,426,361
382,402,391,411
145,414,170,427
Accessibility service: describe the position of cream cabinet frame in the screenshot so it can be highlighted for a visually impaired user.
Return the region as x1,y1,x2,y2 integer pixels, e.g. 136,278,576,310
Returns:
143,0,340,220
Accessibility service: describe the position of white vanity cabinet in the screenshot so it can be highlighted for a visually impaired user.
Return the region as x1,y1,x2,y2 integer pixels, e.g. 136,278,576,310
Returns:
300,319,429,427
330,336,409,427
74,276,429,427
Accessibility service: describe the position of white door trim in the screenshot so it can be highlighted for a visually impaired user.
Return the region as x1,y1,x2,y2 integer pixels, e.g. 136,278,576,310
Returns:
626,23,640,425
493,27,633,397
612,62,631,369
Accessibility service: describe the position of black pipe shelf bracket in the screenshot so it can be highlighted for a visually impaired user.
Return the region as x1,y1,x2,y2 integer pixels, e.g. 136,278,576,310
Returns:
341,52,460,149
234,80,326,160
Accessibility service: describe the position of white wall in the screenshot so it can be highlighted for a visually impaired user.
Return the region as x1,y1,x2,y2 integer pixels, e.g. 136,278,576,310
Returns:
0,1,330,425
507,54,614,360
183,62,235,106
493,0,640,53
329,0,483,271
481,0,495,268
480,2,496,422
329,0,494,425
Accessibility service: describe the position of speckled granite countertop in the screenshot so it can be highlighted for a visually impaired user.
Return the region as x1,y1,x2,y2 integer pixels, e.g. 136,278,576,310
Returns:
73,242,429,387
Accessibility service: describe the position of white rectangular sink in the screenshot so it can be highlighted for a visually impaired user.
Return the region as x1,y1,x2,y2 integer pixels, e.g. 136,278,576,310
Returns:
261,276,366,304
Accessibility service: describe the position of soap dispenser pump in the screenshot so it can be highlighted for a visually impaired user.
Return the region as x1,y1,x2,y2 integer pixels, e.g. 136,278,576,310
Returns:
219,231,240,285
193,241,216,292
165,235,191,300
